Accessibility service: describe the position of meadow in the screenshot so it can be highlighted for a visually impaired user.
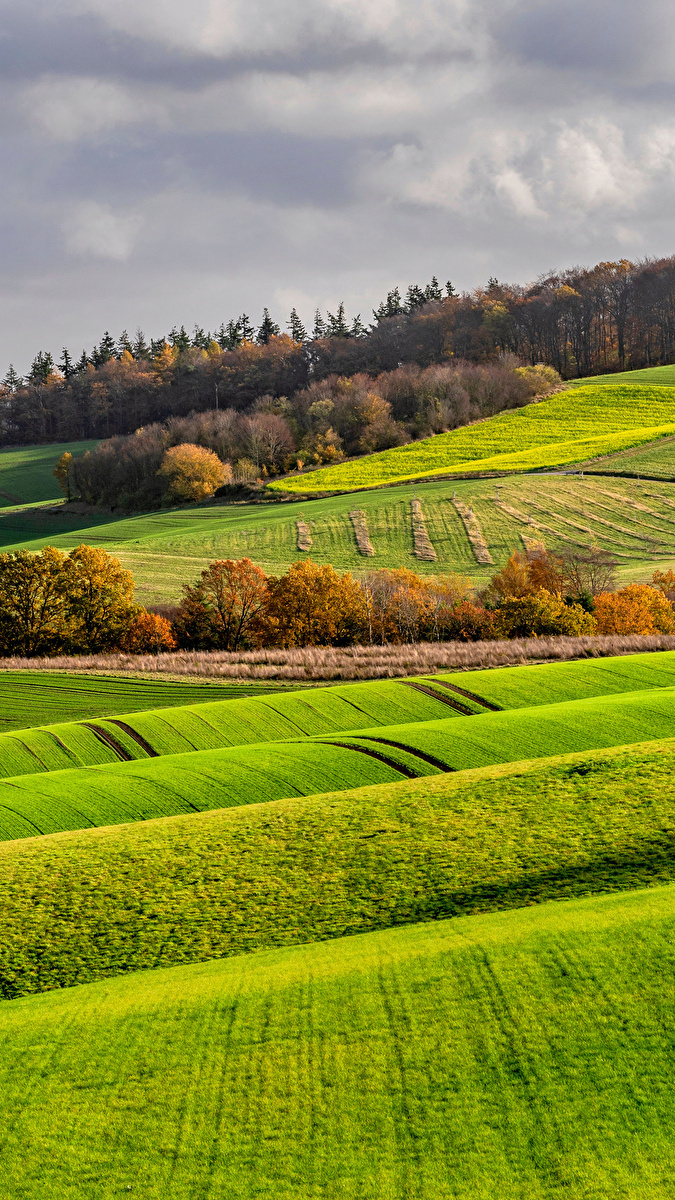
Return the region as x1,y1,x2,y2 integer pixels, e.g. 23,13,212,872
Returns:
2,884,675,1198
0,439,97,504
267,384,675,493
3,471,675,602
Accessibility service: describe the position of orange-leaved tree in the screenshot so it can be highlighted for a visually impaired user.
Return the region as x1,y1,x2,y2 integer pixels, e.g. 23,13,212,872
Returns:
593,585,675,635
174,558,269,650
66,544,136,652
121,610,176,653
264,560,365,647
157,443,230,502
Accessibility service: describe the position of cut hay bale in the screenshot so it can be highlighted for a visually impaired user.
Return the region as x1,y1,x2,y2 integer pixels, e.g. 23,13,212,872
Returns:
296,519,312,552
411,499,437,561
350,510,375,556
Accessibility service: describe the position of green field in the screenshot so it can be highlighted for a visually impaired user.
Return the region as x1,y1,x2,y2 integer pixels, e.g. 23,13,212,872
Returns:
4,682,675,840
1,651,675,780
267,384,675,493
571,363,675,387
2,883,675,1197
0,439,98,505
2,737,675,997
2,471,675,601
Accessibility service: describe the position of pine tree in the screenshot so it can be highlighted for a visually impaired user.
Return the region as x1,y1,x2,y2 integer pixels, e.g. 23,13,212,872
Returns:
150,337,165,357
132,329,150,360
58,348,75,379
312,309,327,339
424,277,443,301
238,314,256,342
372,287,404,322
257,308,281,345
445,280,456,298
75,350,90,373
326,302,350,338
405,284,427,312
27,351,55,384
350,314,367,338
93,332,116,365
191,326,210,350
169,325,190,352
2,365,22,392
287,308,307,343
117,330,133,356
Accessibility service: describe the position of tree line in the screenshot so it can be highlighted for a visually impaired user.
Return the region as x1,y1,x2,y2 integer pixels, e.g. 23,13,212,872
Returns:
3,255,675,449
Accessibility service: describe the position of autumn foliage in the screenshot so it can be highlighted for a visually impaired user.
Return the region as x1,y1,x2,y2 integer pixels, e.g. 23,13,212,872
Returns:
593,585,675,636
157,443,230,502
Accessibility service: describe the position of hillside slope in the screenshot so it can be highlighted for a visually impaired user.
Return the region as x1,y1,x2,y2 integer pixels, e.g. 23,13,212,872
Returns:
2,884,675,1197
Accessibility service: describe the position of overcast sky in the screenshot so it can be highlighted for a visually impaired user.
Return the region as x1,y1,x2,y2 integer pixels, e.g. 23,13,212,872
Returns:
1,0,674,370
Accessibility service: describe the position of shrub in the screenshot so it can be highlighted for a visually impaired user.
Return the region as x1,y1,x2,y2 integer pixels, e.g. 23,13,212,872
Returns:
157,443,230,502
594,585,675,636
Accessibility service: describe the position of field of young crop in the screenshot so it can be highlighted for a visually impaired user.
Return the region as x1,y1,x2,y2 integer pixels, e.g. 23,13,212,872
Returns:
5,471,675,600
4,681,675,840
2,651,675,781
2,737,675,997
0,439,98,506
2,883,675,1198
267,384,675,494
570,363,675,387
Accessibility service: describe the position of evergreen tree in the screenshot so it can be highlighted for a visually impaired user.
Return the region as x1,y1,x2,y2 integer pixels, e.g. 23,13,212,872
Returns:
287,308,307,343
216,320,242,351
445,280,456,298
117,330,133,356
93,332,116,366
405,284,427,311
150,337,165,357
424,276,443,301
2,365,22,392
257,308,281,344
372,287,404,322
132,329,150,359
326,302,350,338
169,325,190,352
191,326,210,350
350,314,367,339
487,276,499,290
27,351,55,384
238,314,256,342
58,348,75,379
75,350,90,373
312,309,327,339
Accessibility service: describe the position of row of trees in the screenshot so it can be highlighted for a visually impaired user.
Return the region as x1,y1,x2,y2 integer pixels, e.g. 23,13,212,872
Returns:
3,257,675,449
1,544,673,657
57,360,555,509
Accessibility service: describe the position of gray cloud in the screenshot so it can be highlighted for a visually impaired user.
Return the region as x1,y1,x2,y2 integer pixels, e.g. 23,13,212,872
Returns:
0,0,673,370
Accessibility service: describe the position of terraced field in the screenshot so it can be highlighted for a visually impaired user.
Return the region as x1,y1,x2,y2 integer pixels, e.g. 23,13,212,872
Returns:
267,384,675,493
1,651,674,781
2,884,675,1198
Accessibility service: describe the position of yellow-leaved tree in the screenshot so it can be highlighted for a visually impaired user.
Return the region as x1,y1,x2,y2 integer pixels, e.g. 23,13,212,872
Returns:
157,443,230,502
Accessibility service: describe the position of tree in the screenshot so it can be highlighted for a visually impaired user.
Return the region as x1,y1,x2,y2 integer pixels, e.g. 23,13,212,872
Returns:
157,443,229,502
593,585,675,635
0,547,71,656
66,544,136,652
174,558,269,650
53,451,74,501
326,302,350,338
264,560,365,647
492,591,597,638
440,600,496,641
58,348,75,379
287,309,307,343
312,309,327,339
27,351,55,384
2,365,22,392
257,308,281,345
121,609,176,653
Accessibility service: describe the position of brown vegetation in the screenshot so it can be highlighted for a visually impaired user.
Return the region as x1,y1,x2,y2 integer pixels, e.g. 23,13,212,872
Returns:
411,499,437,561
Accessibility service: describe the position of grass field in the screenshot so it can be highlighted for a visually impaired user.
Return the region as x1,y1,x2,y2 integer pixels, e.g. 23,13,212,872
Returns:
1,650,675,780
571,363,675,387
0,440,98,505
2,883,675,1197
3,472,675,600
2,737,675,997
267,384,675,494
4,681,675,840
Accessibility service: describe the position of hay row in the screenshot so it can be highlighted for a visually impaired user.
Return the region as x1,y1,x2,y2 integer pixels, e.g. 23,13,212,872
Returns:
411,499,437,561
495,500,593,551
452,499,493,564
296,519,312,552
560,496,667,544
349,510,375,556
527,500,642,553
596,488,675,524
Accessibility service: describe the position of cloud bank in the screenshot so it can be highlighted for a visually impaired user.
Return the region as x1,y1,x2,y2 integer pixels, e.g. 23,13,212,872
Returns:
0,0,673,367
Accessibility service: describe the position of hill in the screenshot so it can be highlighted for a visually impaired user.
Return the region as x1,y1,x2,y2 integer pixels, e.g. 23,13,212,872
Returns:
570,363,675,387
1,883,675,1197
4,471,675,603
0,440,98,507
266,384,675,494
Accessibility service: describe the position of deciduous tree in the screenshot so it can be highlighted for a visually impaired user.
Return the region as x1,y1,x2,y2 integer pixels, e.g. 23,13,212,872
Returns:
173,558,269,650
157,443,229,502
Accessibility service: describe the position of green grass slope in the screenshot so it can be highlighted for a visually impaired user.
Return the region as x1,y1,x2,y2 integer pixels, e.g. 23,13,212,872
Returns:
267,383,675,493
4,683,675,841
1,650,675,781
570,363,675,387
3,738,675,998
0,439,98,505
2,884,675,1198
6,472,675,598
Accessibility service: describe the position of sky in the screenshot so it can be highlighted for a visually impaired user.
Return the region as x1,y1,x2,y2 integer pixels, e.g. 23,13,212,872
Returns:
1,0,674,371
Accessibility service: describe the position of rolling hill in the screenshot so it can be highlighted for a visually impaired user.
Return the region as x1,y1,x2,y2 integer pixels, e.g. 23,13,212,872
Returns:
0,439,98,506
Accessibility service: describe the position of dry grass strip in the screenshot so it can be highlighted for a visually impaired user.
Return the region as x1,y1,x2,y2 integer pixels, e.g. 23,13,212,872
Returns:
349,509,375,556
495,500,591,550
452,499,493,564
596,488,675,525
559,497,666,545
5,635,675,682
296,519,312,552
525,501,635,555
411,499,437,561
